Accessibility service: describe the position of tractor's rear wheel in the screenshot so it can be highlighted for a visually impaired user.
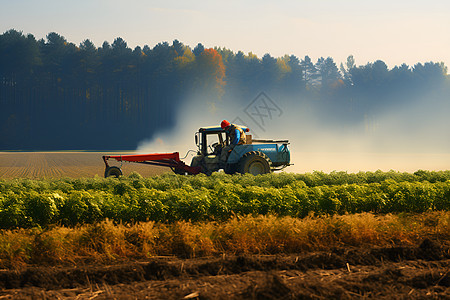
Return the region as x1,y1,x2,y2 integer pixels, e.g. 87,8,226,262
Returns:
105,166,123,178
238,151,271,175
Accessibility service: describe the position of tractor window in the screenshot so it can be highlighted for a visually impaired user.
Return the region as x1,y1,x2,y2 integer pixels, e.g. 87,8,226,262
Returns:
206,132,225,155
207,134,219,155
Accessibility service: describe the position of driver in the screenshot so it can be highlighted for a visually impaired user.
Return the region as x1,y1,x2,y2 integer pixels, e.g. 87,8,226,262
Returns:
220,120,246,162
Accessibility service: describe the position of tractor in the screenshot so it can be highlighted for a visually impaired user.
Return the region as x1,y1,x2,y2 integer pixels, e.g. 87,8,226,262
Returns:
103,125,290,177
190,125,290,175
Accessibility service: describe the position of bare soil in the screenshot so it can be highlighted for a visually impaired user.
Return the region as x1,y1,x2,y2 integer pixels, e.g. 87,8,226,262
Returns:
0,239,449,299
0,152,168,179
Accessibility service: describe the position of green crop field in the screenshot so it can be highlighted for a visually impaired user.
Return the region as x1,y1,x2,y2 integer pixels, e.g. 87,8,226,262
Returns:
1,170,449,229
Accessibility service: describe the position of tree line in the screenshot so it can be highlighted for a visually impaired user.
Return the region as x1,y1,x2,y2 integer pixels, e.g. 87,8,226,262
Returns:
0,29,448,150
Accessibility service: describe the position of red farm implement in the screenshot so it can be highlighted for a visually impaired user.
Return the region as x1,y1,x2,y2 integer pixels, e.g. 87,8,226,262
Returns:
102,152,201,177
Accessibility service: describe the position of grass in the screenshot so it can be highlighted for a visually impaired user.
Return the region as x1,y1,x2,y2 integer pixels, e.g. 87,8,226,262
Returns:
1,211,449,269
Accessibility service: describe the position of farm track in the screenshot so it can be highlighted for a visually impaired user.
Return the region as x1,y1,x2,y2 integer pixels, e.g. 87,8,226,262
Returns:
0,240,449,299
0,152,168,179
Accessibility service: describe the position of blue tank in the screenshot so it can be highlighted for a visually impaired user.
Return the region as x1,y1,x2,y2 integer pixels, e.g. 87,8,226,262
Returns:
227,143,290,167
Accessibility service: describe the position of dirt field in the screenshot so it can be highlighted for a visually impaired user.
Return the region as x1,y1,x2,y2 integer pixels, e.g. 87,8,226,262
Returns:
0,152,168,179
0,239,448,299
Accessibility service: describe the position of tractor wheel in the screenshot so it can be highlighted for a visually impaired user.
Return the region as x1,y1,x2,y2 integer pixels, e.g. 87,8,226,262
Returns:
237,151,272,175
105,166,123,178
172,168,187,175
224,163,237,174
191,155,209,175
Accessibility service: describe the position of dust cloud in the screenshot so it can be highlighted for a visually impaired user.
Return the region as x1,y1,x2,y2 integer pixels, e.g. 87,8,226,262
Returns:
136,93,234,164
137,89,450,173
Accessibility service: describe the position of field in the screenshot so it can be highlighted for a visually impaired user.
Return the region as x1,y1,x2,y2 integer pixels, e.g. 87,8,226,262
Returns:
0,152,168,179
0,213,449,299
0,152,450,298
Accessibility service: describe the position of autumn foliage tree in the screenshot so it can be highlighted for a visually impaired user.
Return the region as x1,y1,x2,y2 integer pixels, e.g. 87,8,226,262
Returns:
195,48,226,98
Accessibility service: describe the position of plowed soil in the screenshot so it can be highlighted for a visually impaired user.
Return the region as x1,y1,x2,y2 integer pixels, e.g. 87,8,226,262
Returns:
1,239,449,299
0,152,168,179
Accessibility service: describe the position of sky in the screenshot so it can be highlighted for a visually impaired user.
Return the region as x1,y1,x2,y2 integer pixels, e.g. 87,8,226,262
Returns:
1,0,450,70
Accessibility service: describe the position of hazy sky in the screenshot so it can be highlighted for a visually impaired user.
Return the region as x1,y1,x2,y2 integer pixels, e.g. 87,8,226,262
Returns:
2,0,450,70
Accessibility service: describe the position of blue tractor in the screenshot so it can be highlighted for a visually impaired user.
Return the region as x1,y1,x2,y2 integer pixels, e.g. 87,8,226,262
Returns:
191,125,290,175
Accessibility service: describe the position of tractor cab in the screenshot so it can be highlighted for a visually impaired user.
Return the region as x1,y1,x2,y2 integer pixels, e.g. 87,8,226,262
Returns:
192,125,249,174
195,125,249,156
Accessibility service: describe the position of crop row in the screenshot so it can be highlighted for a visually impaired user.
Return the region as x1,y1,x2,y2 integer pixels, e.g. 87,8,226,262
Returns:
0,171,449,228
2,170,450,193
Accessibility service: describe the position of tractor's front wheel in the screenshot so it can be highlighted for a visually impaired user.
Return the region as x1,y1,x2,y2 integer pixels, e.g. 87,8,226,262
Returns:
224,163,237,174
105,166,123,178
172,168,187,175
238,151,271,175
